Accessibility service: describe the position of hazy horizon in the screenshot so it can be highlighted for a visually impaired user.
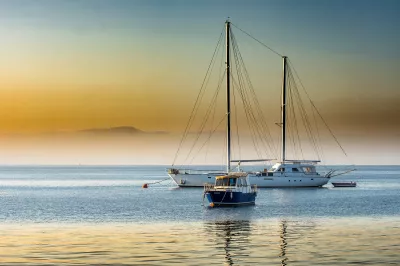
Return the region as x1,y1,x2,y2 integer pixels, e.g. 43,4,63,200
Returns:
0,0,399,165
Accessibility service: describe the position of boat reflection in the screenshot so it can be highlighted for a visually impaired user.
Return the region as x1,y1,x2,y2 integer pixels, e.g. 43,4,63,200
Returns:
280,220,288,266
205,219,320,265
204,220,251,265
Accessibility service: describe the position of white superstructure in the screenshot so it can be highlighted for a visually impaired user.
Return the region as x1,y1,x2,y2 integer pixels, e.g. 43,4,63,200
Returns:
168,161,329,187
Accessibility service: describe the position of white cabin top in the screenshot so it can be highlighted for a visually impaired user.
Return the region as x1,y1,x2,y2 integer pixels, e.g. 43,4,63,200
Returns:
215,172,251,187
269,162,317,173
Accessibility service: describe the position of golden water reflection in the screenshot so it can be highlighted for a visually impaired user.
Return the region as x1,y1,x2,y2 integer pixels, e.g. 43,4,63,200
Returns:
204,220,252,265
279,220,288,266
0,218,399,265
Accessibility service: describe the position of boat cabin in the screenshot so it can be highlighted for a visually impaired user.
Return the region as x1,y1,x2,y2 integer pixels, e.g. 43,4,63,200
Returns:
269,162,317,173
253,161,320,177
209,172,256,194
215,173,249,187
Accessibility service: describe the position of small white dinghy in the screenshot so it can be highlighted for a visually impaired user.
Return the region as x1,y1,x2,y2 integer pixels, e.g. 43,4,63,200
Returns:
331,181,356,187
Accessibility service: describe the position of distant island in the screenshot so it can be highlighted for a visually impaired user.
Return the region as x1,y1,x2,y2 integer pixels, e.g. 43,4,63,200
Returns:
78,126,167,135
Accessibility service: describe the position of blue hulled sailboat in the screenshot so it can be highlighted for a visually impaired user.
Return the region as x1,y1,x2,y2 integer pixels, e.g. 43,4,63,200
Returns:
201,20,257,207
204,172,257,207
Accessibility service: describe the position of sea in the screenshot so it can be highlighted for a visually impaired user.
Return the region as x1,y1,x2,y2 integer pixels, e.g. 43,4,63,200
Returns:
0,165,399,265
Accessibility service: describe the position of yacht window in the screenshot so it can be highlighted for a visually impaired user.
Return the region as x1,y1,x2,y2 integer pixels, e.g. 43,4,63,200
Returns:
217,179,229,186
292,168,299,172
223,179,229,186
242,179,247,186
303,167,316,173
280,168,285,172
229,178,236,186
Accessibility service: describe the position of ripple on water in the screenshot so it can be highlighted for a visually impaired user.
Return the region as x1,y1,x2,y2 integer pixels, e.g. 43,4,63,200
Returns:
0,217,399,265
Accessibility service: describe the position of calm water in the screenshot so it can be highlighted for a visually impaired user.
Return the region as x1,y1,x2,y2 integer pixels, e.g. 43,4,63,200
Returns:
0,165,399,265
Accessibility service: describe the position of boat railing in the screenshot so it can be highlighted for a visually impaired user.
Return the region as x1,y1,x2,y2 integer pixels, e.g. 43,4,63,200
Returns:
204,183,214,192
204,184,239,192
168,168,225,175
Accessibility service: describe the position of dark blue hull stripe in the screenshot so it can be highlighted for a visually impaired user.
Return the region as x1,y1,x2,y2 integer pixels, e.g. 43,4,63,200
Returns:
206,191,256,205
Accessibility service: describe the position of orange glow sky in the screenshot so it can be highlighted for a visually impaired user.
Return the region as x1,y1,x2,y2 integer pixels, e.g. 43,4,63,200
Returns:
0,1,399,165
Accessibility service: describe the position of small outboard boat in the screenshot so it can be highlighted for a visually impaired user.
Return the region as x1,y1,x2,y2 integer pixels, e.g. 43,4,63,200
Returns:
204,172,257,207
332,181,357,187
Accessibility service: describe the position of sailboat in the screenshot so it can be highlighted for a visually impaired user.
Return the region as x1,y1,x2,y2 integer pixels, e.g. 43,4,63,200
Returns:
168,20,346,188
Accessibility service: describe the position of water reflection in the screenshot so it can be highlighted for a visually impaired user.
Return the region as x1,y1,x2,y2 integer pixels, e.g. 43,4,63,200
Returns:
279,220,288,266
0,218,398,265
204,219,320,265
204,220,251,265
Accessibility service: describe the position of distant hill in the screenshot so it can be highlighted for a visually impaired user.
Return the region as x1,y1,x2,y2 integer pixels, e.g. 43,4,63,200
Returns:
0,126,168,138
78,126,167,135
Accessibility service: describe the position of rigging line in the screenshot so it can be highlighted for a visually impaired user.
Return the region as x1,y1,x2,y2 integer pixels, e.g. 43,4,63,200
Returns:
184,69,226,164
288,67,320,159
230,48,256,152
231,29,277,161
286,85,295,158
288,67,318,159
288,59,349,157
287,64,320,158
204,53,226,163
184,33,224,162
230,35,252,146
230,30,278,158
289,70,320,159
295,70,323,161
172,27,225,166
188,115,227,165
233,76,264,159
311,104,327,167
230,47,262,157
204,85,218,163
310,102,325,159
288,81,301,159
287,76,304,159
232,76,264,159
232,80,242,160
231,72,262,159
230,36,275,160
231,23,283,58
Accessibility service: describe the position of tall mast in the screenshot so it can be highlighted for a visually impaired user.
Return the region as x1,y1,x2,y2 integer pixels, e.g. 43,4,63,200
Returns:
226,20,231,172
281,56,288,162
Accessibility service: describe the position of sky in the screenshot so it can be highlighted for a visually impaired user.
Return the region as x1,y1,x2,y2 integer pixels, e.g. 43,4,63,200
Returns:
0,0,399,165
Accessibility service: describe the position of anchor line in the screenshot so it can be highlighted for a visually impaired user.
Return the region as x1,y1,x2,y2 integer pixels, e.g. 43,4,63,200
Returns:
218,190,229,207
147,178,171,185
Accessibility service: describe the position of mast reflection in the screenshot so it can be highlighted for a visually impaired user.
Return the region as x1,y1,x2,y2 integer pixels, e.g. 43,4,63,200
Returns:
204,220,251,265
279,220,288,266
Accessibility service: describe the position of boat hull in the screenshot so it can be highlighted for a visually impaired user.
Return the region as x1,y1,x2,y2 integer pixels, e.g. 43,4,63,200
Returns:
169,173,329,188
332,182,356,187
205,191,256,206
